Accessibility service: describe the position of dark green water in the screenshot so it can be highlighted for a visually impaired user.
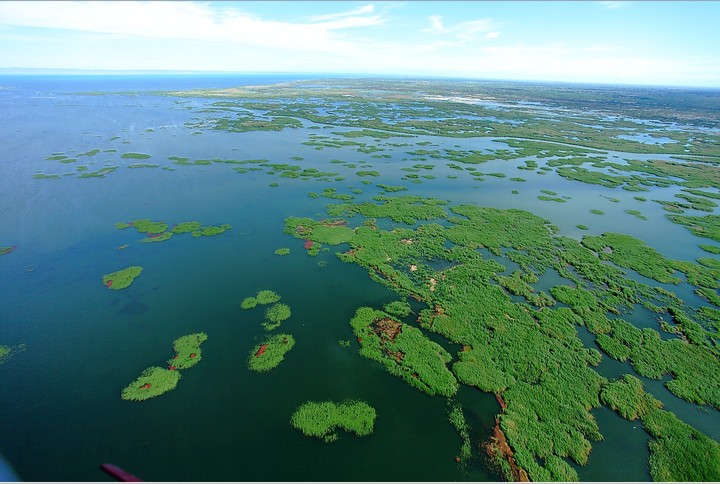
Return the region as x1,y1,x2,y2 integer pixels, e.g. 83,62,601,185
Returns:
0,76,717,481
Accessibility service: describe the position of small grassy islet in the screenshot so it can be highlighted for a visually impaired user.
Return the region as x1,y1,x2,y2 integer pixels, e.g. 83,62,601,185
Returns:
247,334,295,372
102,266,142,290
290,400,376,443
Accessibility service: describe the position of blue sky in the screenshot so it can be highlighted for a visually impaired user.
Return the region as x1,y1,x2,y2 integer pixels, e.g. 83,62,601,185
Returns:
0,1,718,87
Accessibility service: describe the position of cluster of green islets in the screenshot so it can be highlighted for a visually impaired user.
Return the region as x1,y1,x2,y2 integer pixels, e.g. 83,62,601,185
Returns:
241,290,296,370
172,83,720,235
282,195,719,482
170,79,719,158
170,156,343,185
115,219,231,243
34,149,166,179
121,333,207,401
240,290,375,443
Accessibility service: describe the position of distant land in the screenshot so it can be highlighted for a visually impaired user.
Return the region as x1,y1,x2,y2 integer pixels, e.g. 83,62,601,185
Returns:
1,68,719,91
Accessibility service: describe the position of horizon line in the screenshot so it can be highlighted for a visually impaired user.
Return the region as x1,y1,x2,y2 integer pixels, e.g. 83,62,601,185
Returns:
0,68,718,90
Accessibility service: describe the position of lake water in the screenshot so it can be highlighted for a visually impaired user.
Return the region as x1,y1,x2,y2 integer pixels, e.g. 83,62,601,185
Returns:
0,74,717,482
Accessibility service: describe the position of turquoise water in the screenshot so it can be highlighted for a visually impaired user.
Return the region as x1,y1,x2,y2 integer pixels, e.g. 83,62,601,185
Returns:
0,75,718,481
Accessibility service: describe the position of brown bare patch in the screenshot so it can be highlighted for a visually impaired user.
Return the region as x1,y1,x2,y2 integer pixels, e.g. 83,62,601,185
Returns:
484,393,530,482
321,219,347,228
372,317,403,341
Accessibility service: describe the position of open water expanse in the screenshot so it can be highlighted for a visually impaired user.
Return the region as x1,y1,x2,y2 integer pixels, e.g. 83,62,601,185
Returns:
0,74,718,481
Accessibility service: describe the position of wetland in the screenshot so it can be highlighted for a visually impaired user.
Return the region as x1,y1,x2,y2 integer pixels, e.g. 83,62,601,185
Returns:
0,74,719,481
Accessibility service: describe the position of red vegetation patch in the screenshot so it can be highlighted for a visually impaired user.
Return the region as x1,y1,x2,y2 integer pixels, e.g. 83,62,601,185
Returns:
190,353,197,359
255,344,268,357
168,365,176,371
304,239,314,250
105,280,113,288
140,383,151,390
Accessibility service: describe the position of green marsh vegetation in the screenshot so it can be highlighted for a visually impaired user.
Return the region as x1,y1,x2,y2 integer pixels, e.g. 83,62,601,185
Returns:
241,297,258,310
0,246,17,256
247,334,295,372
625,209,647,220
0,344,25,365
282,194,720,481
169,332,208,370
382,300,412,318
121,367,181,401
122,332,207,401
274,248,290,255
600,375,719,481
290,400,376,443
120,152,151,160
448,403,472,463
56,78,720,479
0,345,12,364
116,219,231,242
242,289,282,311
667,214,720,242
350,307,459,397
102,266,142,290
265,303,291,324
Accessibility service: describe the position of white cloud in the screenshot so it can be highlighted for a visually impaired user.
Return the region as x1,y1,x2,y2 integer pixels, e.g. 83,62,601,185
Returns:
428,15,444,32
422,15,498,43
0,1,383,54
309,4,374,22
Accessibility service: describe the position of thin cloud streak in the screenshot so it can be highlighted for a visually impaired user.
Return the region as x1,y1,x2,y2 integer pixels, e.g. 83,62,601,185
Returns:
309,3,375,22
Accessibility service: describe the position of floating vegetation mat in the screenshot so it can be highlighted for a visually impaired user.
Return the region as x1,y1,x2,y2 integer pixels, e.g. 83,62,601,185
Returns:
255,290,281,305
290,400,376,443
0,344,26,365
265,303,291,324
115,219,231,243
241,289,283,310
247,334,295,372
121,332,207,401
102,266,142,290
0,246,17,256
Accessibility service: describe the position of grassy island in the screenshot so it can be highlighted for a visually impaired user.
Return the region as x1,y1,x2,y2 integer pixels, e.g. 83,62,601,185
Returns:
248,334,295,372
102,266,142,290
121,367,181,401
290,400,376,443
169,332,208,370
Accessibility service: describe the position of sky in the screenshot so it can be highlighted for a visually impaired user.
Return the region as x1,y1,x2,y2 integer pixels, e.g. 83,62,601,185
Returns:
0,1,719,87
